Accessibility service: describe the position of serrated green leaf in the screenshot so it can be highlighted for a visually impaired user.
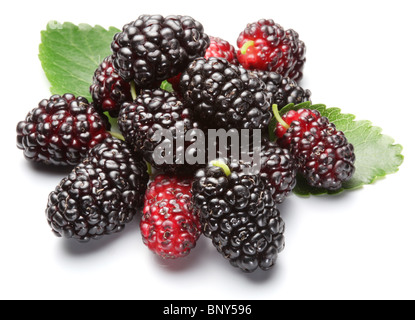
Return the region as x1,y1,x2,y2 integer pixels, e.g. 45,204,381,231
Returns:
39,21,120,101
274,103,404,196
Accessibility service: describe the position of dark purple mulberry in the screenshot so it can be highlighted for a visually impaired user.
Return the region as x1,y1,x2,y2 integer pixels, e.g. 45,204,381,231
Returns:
45,137,149,242
192,158,285,273
16,94,110,166
179,57,272,131
111,14,210,88
118,88,202,175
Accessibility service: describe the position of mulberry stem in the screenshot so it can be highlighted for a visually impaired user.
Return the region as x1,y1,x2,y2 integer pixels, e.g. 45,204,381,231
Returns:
240,40,255,55
146,161,153,176
272,104,290,129
130,81,137,100
211,160,231,177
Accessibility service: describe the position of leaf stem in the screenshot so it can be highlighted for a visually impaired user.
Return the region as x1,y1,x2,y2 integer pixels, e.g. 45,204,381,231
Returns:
272,104,290,130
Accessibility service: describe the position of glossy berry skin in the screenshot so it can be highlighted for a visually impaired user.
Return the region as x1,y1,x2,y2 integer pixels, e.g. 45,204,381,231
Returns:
237,19,306,81
192,159,285,273
250,70,311,109
118,89,201,175
111,14,210,88
276,109,355,190
46,137,149,242
179,57,272,131
90,55,132,118
167,36,239,93
16,94,110,166
141,175,201,259
259,141,297,203
205,36,239,65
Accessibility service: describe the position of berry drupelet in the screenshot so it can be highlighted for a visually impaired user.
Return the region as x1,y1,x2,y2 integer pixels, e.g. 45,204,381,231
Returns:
118,88,201,175
249,70,311,110
259,140,297,203
225,138,297,204
16,94,110,166
192,159,285,273
167,35,240,92
141,174,201,259
179,57,272,131
46,137,149,242
111,14,210,88
237,19,306,81
275,107,356,190
205,36,239,65
90,55,132,118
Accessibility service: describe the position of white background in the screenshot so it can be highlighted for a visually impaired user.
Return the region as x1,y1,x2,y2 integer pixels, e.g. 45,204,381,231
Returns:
1,0,414,300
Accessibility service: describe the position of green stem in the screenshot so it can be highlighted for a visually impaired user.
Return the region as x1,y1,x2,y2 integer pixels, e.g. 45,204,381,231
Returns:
108,131,125,141
130,81,137,100
240,40,255,55
146,161,153,176
272,104,290,130
211,160,231,177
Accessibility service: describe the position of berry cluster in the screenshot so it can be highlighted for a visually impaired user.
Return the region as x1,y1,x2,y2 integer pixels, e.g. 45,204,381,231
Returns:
17,15,356,273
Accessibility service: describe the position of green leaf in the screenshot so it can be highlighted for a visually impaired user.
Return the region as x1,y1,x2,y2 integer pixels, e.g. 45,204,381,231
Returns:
274,103,404,196
160,80,174,93
39,21,120,101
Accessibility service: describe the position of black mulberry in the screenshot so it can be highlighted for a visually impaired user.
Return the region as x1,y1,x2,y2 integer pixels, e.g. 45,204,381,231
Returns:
90,55,132,118
45,137,149,241
192,159,285,272
180,57,272,131
16,94,110,166
249,70,311,109
111,14,210,88
118,88,202,175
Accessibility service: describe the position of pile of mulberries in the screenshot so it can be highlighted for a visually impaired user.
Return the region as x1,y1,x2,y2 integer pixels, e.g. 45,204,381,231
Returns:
16,14,356,273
